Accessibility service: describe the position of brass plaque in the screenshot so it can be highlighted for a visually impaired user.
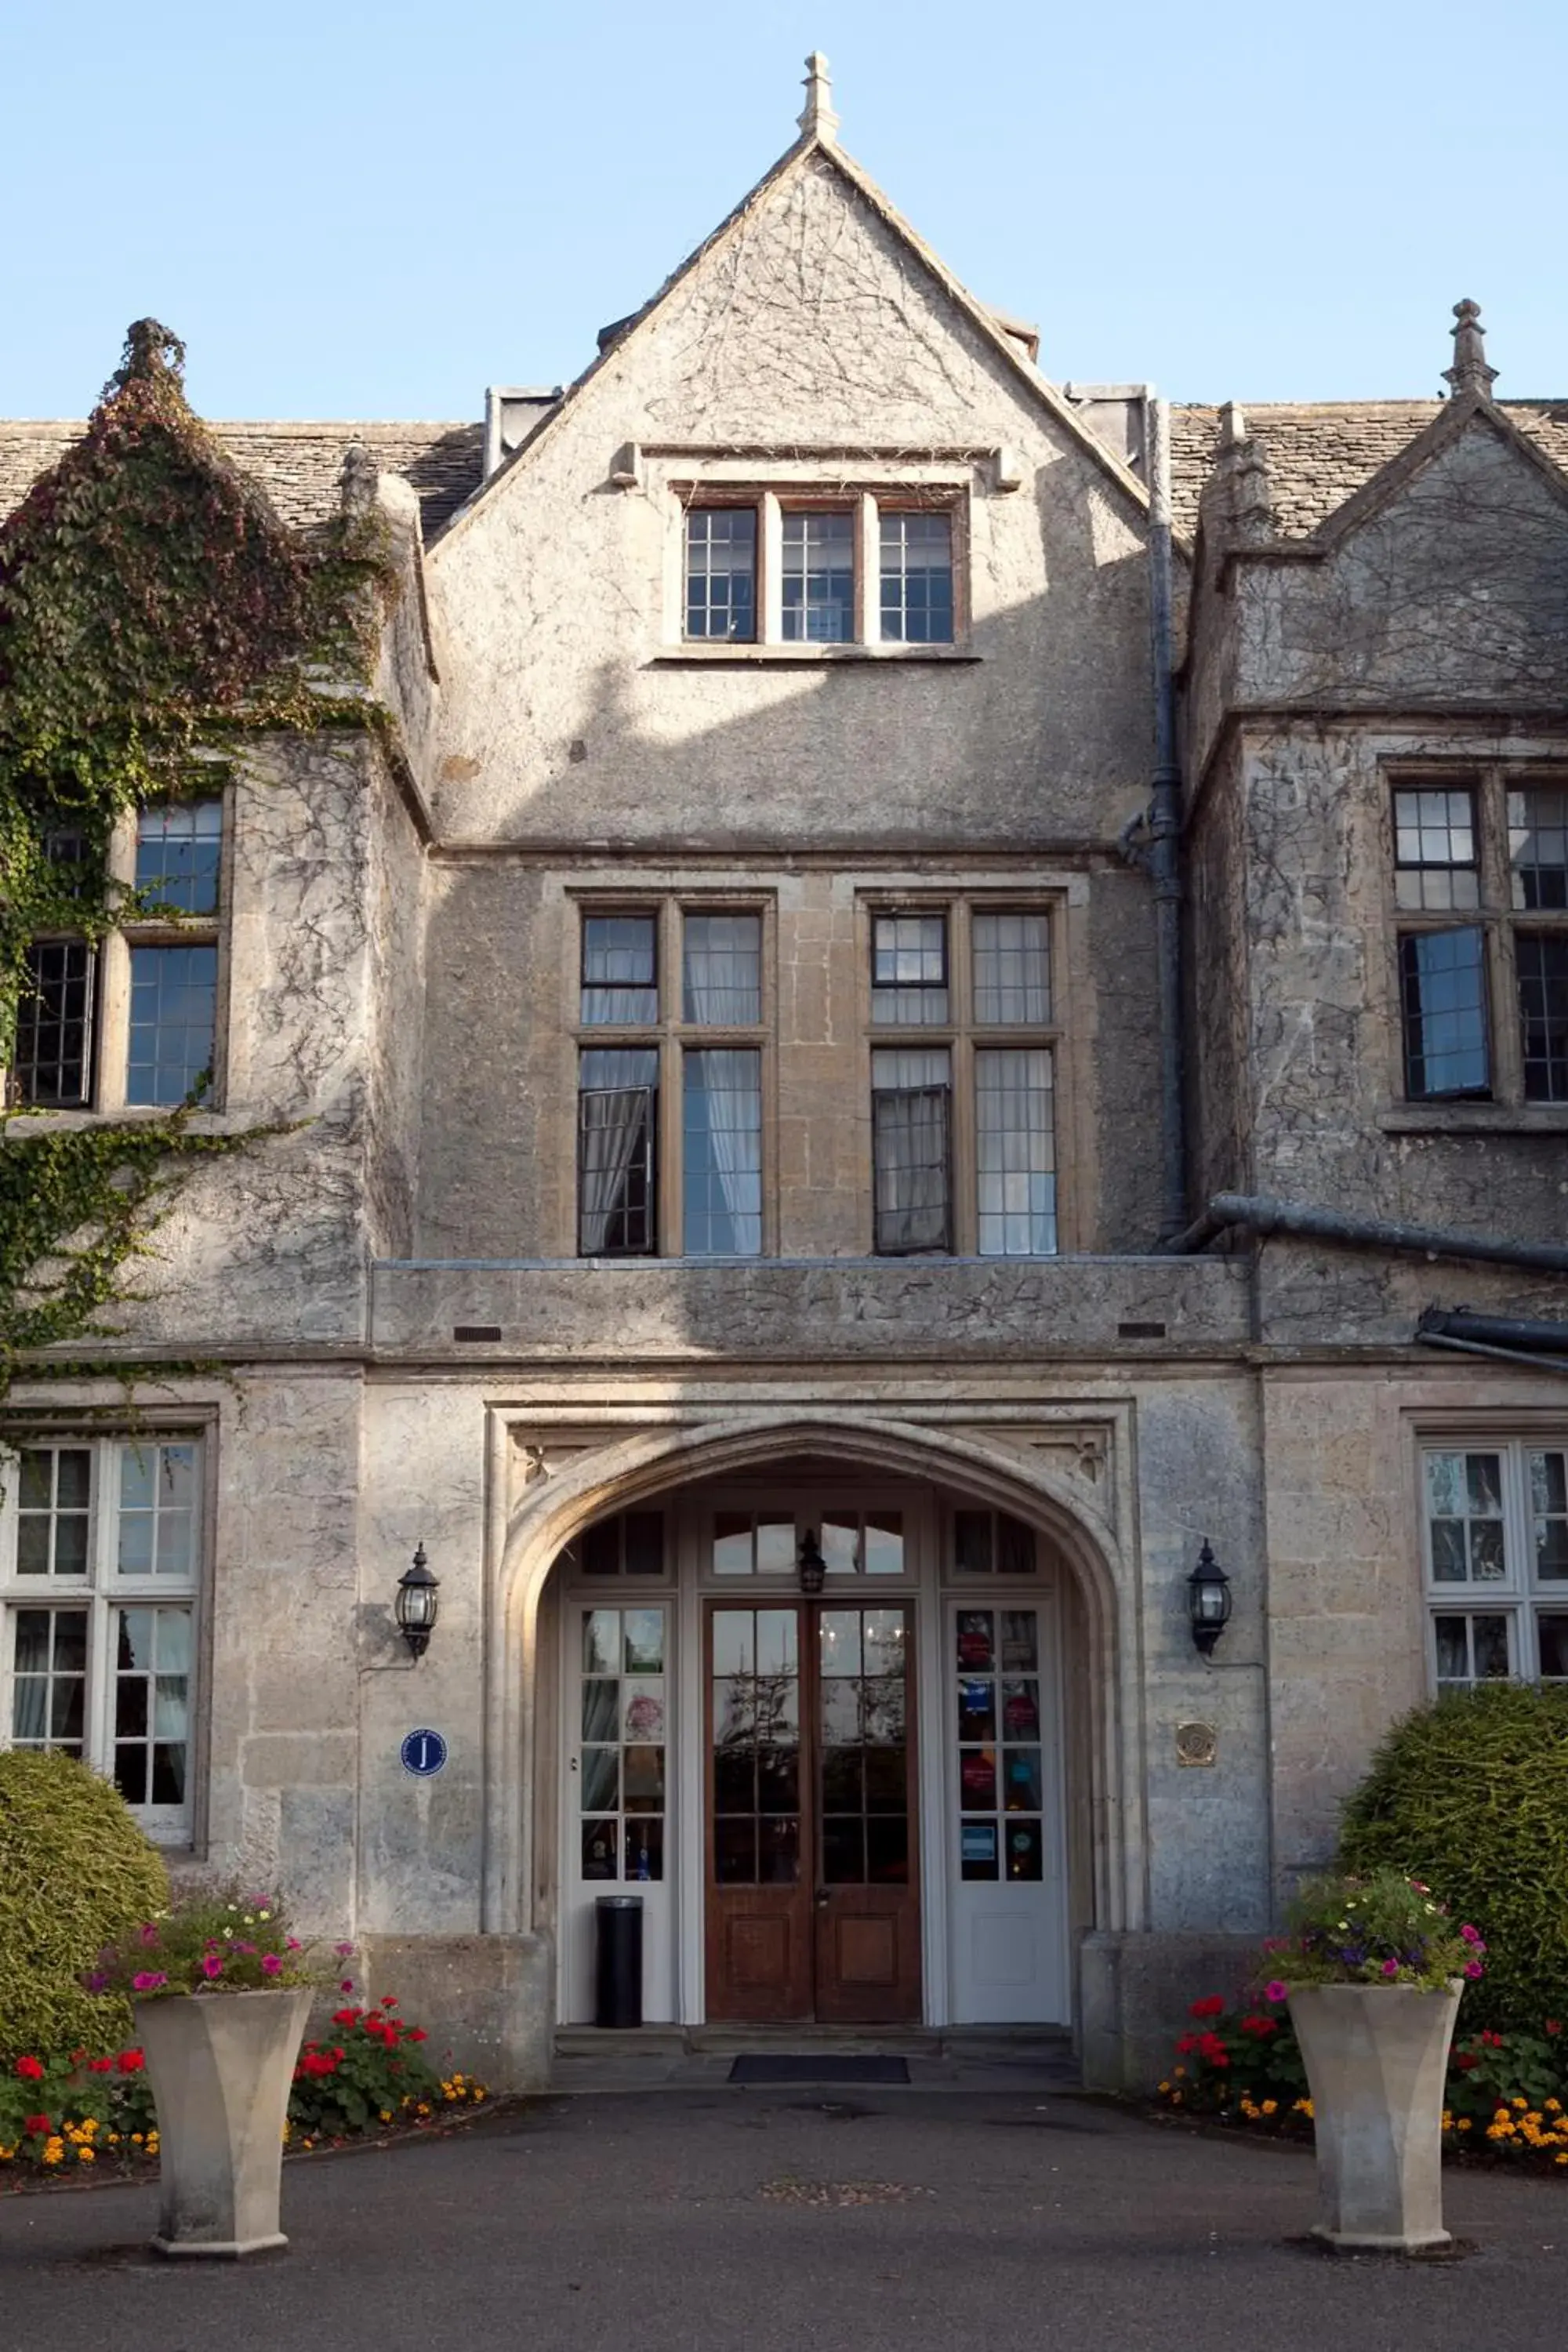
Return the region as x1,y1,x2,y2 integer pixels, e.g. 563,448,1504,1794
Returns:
1175,1721,1218,1769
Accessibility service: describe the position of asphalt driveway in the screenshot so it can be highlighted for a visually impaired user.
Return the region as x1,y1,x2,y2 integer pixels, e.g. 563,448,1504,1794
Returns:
2,2089,1563,2351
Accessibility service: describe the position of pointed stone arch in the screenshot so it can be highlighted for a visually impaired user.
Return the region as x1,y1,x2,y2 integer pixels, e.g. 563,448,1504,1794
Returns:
481,1409,1145,1959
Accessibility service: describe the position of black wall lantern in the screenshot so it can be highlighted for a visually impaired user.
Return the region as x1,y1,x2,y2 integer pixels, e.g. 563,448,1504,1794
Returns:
797,1528,827,1595
396,1542,441,1659
1186,1539,1232,1657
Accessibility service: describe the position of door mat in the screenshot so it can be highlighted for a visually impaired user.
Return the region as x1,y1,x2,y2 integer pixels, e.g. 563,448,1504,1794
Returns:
729,2054,911,2085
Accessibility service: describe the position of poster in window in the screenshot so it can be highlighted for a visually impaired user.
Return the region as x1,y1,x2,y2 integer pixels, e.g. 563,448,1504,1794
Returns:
956,1612,995,1671
960,1820,999,1881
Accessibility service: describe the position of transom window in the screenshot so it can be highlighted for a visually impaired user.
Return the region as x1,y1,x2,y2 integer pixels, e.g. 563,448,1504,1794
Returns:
1392,774,1568,1105
681,494,959,648
867,902,1058,1258
1421,1441,1568,1688
709,1506,906,1579
0,1436,201,1842
8,797,224,1113
574,901,768,1258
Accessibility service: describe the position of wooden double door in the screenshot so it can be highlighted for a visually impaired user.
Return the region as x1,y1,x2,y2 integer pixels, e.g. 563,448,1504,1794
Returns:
705,1599,921,2024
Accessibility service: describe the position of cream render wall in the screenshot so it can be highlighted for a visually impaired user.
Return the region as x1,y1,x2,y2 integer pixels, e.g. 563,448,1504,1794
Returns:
424,152,1153,851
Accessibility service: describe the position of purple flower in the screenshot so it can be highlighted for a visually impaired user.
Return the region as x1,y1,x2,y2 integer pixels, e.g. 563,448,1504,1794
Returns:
1465,1960,1485,1980
260,1954,283,1977
1461,1924,1483,1945
334,1942,355,1958
1264,1980,1288,2004
138,1923,160,1946
85,1973,110,1993
132,1971,167,1993
1381,1958,1399,1978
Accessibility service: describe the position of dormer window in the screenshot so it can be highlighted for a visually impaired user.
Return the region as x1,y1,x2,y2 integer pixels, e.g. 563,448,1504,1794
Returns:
679,492,959,651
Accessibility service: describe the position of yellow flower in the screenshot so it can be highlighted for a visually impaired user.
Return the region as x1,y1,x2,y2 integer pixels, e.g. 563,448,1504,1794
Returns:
1457,2118,1472,2132
1557,2153,1568,2167
77,2148,95,2165
1261,2100,1277,2116
132,2133,144,2146
42,2143,63,2167
1547,2098,1563,2114
1513,2096,1529,2110
1158,2080,1171,2095
379,2110,393,2124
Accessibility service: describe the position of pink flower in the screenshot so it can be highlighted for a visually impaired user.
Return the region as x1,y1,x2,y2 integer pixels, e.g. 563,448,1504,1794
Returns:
339,1979,355,1993
285,1937,302,1951
132,1971,167,1993
1264,1980,1288,2004
138,1923,160,1946
334,1943,355,1958
1464,1960,1485,1980
200,1955,224,1981
260,1954,283,1976
1381,1958,1399,1978
1460,1924,1483,1945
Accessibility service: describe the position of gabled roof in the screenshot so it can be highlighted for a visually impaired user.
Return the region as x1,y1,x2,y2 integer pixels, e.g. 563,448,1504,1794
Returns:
0,419,481,541
429,120,1152,554
1169,397,1568,543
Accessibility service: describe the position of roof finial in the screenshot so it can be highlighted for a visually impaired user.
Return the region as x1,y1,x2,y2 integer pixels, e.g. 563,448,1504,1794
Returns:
1443,299,1497,398
798,51,840,142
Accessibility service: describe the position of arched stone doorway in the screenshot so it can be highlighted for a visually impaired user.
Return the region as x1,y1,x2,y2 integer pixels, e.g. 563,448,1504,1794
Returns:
487,1413,1138,2040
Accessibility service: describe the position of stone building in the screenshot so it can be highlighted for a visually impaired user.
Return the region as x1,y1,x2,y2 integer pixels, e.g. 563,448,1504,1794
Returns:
2,59,1566,2088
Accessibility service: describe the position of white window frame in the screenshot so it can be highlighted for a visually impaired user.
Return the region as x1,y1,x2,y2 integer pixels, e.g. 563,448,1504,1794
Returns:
1420,1437,1568,1691
0,1434,203,1844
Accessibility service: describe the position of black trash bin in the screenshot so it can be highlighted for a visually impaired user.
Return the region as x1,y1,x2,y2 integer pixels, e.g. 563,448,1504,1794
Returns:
594,1894,644,2028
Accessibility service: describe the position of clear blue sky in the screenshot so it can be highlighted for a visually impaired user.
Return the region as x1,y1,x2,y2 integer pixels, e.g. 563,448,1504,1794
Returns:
5,0,1566,421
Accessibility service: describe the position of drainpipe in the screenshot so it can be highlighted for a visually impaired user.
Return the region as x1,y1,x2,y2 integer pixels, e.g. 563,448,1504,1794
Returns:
1145,398,1187,1243
1160,1190,1568,1277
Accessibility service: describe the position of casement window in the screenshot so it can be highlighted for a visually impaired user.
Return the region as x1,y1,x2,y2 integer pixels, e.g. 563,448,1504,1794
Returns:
8,799,223,1113
575,904,768,1258
1421,1442,1568,1689
681,495,958,648
868,903,1058,1258
0,1437,201,1843
1392,776,1568,1105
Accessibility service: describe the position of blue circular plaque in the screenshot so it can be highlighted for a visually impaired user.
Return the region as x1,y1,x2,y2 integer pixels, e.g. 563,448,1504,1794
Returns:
401,1728,448,1777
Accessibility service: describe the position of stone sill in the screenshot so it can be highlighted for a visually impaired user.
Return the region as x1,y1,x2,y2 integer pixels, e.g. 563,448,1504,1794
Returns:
2,1106,245,1137
647,644,981,667
1378,1106,1568,1135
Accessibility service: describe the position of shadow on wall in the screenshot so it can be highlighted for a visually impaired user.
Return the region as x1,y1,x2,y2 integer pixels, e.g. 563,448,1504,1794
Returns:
413,475,1167,1264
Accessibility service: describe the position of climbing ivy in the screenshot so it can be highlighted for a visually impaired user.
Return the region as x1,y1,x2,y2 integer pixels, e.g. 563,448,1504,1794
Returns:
0,320,390,1395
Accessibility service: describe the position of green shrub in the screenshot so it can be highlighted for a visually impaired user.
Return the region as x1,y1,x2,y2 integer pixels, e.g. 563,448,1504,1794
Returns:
0,1751,168,2058
1339,1682,1568,2031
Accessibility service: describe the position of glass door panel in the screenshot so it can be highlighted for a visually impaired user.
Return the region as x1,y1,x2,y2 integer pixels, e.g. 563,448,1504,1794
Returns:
948,1598,1066,2026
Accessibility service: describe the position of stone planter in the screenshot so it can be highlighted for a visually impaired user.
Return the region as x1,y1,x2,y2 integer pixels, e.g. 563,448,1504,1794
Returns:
133,1986,312,2257
1289,1982,1463,2251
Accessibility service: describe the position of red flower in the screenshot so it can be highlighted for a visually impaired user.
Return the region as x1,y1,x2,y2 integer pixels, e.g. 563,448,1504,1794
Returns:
1238,2016,1277,2038
381,1996,398,2009
118,2049,145,2074
405,2028,428,2043
332,2008,361,2027
88,2057,114,2073
22,2114,51,2136
1548,2021,1563,2037
1454,2053,1479,2071
14,2056,44,2082
1188,1996,1225,2020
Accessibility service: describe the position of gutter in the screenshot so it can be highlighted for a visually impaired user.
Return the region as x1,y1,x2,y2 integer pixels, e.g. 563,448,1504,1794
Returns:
1159,1191,1568,1277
